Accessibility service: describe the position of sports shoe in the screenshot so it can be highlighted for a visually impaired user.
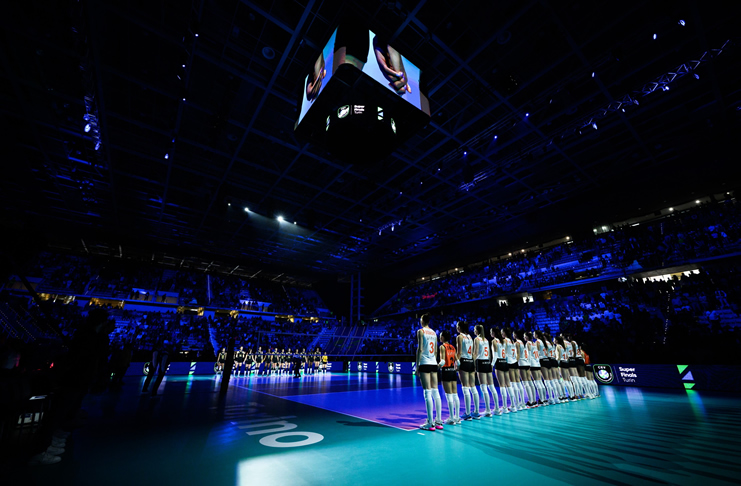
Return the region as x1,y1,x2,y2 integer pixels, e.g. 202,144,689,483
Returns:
455,417,462,425
29,452,61,465
483,410,492,417
494,408,503,416
461,413,473,421
46,446,65,456
503,407,510,414
444,418,457,425
471,412,482,420
419,422,436,431
51,437,66,448
434,421,444,430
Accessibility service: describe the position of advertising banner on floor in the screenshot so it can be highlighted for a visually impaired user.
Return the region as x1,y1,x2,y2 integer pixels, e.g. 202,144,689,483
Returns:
594,364,741,392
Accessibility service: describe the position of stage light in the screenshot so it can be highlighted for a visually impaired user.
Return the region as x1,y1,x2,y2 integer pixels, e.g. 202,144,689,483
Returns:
566,236,570,240
244,207,249,212
508,252,512,256
228,202,231,206
694,74,700,79
95,141,101,151
634,99,639,105
463,150,467,155
164,153,169,160
84,123,91,133
277,216,284,222
591,72,595,78
494,135,498,139
525,113,529,117
695,200,700,204
195,33,199,37
182,64,186,68
669,207,674,211
621,108,626,112
293,221,297,225
399,191,403,195
678,20,685,26
592,122,598,130
653,33,657,40
182,97,186,101
391,225,394,231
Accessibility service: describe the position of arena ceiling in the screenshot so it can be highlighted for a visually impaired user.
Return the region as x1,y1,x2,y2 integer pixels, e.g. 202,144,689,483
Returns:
1,0,740,284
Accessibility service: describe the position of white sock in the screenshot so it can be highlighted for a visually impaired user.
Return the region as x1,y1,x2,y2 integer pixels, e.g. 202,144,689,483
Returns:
470,386,480,414
444,393,453,421
462,386,471,415
503,387,511,408
514,382,524,407
423,389,434,424
480,385,491,413
453,393,461,419
431,388,442,423
555,378,565,397
488,384,500,410
545,380,555,400
535,381,545,402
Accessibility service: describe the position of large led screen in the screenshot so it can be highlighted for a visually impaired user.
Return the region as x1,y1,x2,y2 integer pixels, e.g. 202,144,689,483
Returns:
297,24,428,127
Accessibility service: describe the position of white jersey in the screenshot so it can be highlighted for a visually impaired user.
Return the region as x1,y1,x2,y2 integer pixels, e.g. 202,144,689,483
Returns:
459,334,473,359
419,327,437,366
573,341,581,359
536,340,546,361
504,338,517,364
517,340,529,366
475,337,489,361
419,328,438,365
547,342,556,359
528,342,539,367
491,338,504,361
558,345,569,362
565,341,574,358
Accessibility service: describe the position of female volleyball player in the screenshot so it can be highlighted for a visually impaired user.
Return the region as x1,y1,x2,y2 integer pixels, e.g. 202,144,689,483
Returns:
314,348,322,375
489,327,507,414
581,344,599,398
556,336,575,401
534,331,557,404
473,324,496,417
217,348,227,373
503,328,522,412
456,320,477,420
571,335,590,398
562,334,582,399
321,350,328,373
526,332,546,406
438,329,461,425
515,330,535,408
416,314,442,430
546,333,565,402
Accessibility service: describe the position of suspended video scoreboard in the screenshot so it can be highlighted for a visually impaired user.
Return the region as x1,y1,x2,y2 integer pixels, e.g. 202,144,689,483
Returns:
294,17,431,164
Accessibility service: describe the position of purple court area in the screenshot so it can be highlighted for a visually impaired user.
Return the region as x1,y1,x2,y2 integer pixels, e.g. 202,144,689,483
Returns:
238,372,427,430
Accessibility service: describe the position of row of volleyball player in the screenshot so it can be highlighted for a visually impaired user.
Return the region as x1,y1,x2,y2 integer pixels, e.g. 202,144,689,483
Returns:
215,346,329,376
415,314,600,431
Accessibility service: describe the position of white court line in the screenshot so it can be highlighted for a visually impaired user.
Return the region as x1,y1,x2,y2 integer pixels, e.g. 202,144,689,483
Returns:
233,384,416,432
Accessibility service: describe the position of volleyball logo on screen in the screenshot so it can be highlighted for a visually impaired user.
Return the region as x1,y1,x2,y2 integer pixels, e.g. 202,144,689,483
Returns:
594,364,614,384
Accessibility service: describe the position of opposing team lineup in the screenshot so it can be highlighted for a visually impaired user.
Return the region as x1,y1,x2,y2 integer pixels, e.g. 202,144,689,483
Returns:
416,314,600,431
215,346,329,376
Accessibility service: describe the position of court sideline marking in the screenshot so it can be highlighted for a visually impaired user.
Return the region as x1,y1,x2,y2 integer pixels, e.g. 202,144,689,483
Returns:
232,383,417,432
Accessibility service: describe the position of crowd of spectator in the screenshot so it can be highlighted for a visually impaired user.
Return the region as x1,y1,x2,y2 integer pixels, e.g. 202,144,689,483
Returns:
377,199,741,315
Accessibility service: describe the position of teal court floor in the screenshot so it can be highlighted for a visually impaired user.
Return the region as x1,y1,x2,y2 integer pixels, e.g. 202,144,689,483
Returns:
16,372,741,486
